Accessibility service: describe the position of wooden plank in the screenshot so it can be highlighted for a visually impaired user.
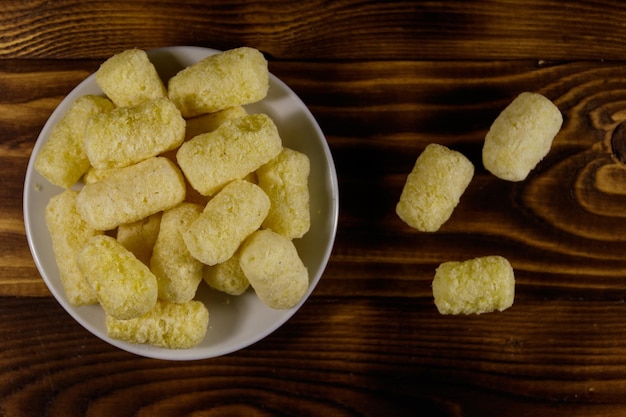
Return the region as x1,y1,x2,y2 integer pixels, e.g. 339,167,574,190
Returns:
1,296,626,416
2,1,626,60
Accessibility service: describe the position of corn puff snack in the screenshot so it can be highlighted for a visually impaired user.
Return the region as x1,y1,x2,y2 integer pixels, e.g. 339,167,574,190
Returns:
396,143,474,232
95,48,167,107
106,300,209,349
183,180,270,266
168,47,268,117
203,250,250,296
185,106,248,139
432,256,515,315
34,95,114,188
76,157,186,230
35,46,321,350
117,212,162,266
44,190,101,306
84,97,185,170
239,229,309,309
177,113,282,196
150,203,204,303
77,235,158,320
82,166,119,185
257,147,311,239
482,92,562,181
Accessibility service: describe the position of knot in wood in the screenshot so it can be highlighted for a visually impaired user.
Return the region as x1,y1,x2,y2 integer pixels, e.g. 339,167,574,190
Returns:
611,121,626,164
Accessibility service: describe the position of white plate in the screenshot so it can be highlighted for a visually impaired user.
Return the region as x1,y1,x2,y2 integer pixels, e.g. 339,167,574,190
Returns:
23,46,339,360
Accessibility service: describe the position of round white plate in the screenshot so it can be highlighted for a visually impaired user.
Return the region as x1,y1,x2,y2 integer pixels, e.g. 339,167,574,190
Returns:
23,46,339,360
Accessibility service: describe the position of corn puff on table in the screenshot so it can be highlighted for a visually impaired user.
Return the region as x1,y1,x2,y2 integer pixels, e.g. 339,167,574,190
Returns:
4,1,626,416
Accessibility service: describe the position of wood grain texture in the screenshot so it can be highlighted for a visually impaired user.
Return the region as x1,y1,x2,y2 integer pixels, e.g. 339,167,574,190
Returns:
5,0,626,415
3,296,626,417
3,0,626,60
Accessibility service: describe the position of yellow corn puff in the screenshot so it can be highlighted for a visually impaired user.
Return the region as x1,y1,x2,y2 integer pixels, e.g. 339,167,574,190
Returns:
106,300,209,349
483,92,562,181
203,250,250,296
84,97,185,170
44,190,101,306
150,203,204,303
168,47,268,117
82,166,119,185
239,229,309,309
95,48,167,107
396,143,474,232
185,106,248,139
76,157,186,230
34,95,114,188
177,113,282,196
183,180,270,266
116,212,162,266
77,235,158,320
257,147,311,239
432,256,515,315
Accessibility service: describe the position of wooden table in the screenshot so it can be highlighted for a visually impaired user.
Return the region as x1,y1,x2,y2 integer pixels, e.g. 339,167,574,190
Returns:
3,1,626,415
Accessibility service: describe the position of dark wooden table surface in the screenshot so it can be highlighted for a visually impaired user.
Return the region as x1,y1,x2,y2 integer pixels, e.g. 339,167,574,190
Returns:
5,1,626,416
